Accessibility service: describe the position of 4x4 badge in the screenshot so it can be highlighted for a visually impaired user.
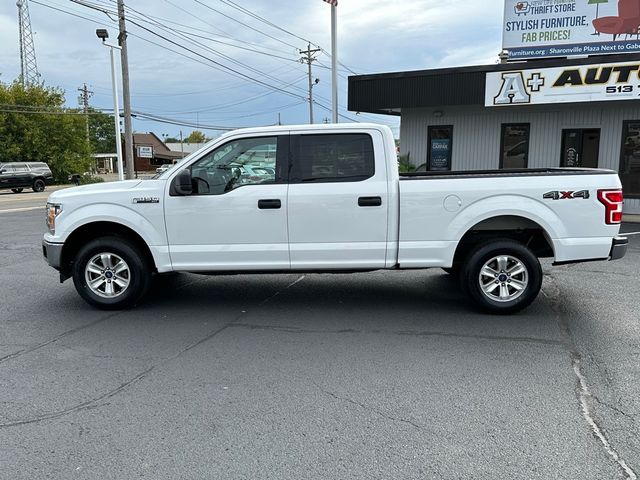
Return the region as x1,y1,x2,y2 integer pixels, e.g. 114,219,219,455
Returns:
543,190,590,200
132,197,160,204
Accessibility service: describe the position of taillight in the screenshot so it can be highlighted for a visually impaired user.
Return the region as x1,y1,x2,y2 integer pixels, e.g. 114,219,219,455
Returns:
597,189,623,225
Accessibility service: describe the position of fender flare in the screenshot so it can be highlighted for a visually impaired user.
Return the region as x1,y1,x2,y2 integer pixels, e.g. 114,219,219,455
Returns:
448,195,565,248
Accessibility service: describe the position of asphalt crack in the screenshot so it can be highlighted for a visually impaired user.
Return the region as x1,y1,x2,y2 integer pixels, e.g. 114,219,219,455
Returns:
543,274,638,480
0,275,306,429
0,367,154,428
0,312,121,365
310,380,428,432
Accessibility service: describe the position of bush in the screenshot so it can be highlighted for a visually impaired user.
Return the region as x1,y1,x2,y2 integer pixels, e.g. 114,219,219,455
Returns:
398,153,416,173
69,173,104,185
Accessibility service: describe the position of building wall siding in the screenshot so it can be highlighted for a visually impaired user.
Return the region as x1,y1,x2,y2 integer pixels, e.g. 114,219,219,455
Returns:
400,103,640,213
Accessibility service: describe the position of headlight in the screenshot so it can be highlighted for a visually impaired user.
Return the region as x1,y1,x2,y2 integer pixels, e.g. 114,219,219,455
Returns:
46,203,62,233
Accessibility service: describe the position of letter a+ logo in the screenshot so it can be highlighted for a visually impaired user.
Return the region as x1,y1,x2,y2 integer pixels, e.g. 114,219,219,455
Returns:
493,72,531,105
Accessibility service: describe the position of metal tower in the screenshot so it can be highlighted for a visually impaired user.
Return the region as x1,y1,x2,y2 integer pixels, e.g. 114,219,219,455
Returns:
16,0,40,86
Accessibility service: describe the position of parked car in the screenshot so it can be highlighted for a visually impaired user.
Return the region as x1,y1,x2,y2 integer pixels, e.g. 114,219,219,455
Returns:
0,162,53,193
42,124,627,313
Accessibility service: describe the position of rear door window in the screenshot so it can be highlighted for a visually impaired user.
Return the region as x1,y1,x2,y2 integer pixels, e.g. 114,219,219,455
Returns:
290,134,375,183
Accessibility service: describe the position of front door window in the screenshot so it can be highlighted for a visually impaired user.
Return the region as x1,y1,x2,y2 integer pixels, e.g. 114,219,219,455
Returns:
190,137,278,195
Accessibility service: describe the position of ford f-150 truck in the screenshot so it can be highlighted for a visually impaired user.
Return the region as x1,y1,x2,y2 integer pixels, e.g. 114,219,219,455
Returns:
42,124,628,314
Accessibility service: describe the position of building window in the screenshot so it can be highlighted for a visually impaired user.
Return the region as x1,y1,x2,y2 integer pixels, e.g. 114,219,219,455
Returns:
500,124,530,169
620,121,640,198
427,126,453,171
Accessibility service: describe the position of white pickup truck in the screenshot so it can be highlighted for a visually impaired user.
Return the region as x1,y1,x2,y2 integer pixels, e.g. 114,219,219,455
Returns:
43,124,628,314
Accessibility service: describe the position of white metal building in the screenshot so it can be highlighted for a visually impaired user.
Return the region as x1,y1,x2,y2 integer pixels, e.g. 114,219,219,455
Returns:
348,54,640,214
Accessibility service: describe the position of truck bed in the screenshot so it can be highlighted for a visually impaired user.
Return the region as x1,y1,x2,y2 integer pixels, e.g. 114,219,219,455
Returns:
399,168,616,180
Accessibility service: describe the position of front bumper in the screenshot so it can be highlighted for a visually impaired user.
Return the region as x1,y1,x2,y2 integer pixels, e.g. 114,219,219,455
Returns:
42,240,63,269
610,236,628,261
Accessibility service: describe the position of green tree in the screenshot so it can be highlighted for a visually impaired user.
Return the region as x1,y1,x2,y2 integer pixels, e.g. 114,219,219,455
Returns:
0,80,92,183
185,130,206,143
88,108,118,154
163,137,180,143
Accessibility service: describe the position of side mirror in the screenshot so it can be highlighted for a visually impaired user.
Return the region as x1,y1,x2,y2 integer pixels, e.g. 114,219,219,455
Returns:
172,169,193,196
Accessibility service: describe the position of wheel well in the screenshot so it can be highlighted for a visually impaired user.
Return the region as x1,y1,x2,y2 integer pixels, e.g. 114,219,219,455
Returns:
60,222,156,279
452,216,554,267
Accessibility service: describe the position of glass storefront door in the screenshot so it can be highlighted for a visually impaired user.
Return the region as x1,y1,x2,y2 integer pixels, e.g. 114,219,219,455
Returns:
561,129,600,168
620,121,640,198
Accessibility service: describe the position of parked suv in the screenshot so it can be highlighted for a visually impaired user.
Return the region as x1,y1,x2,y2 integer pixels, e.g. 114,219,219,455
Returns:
0,162,53,193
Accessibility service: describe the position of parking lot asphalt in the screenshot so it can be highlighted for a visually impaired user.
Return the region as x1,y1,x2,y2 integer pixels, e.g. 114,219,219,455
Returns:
0,210,638,480
0,185,70,214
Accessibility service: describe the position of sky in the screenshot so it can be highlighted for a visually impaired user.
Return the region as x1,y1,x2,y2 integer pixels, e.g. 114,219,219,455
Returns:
0,0,504,140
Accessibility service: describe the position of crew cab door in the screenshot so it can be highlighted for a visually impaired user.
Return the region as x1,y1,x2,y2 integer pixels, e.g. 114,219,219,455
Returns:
164,135,290,271
287,130,389,269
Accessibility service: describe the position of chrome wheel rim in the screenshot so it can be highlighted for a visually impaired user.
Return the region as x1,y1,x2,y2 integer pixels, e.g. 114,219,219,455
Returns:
478,255,528,303
84,252,131,299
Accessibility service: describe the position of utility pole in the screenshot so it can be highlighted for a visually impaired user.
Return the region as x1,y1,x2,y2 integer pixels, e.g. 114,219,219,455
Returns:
179,130,184,157
117,0,135,180
300,43,320,124
77,83,94,150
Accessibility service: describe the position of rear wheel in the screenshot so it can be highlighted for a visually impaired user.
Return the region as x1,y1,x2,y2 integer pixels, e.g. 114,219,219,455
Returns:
11,188,24,193
32,178,45,192
72,236,151,310
461,239,542,314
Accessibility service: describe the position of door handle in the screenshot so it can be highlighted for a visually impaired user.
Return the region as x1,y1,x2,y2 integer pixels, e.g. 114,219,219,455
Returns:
258,199,281,209
358,196,382,207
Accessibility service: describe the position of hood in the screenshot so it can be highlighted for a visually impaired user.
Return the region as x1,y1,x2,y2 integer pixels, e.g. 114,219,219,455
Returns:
47,180,143,202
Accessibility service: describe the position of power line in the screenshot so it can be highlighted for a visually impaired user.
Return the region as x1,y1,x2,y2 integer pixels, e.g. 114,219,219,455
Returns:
123,13,306,96
124,2,296,56
88,1,309,100
66,0,308,101
126,18,307,101
30,0,113,27
218,0,312,46
216,0,360,75
191,0,300,50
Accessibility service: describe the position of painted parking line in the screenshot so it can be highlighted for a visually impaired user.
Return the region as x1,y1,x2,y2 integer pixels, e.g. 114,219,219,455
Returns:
0,206,43,214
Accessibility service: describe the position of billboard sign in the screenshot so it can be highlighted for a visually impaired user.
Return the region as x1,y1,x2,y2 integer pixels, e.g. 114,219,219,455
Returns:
486,60,640,106
503,0,640,60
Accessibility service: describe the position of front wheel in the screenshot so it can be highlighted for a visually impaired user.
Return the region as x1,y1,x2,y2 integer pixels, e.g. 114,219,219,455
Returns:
72,236,151,310
461,240,542,315
11,188,24,193
32,178,45,192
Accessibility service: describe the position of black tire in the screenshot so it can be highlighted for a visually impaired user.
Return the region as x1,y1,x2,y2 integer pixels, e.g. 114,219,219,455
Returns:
11,188,24,193
72,236,151,310
32,178,45,192
460,239,542,315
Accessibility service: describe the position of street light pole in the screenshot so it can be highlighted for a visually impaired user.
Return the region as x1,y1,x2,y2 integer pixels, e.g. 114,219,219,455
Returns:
96,29,124,181
331,4,338,123
108,45,124,181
